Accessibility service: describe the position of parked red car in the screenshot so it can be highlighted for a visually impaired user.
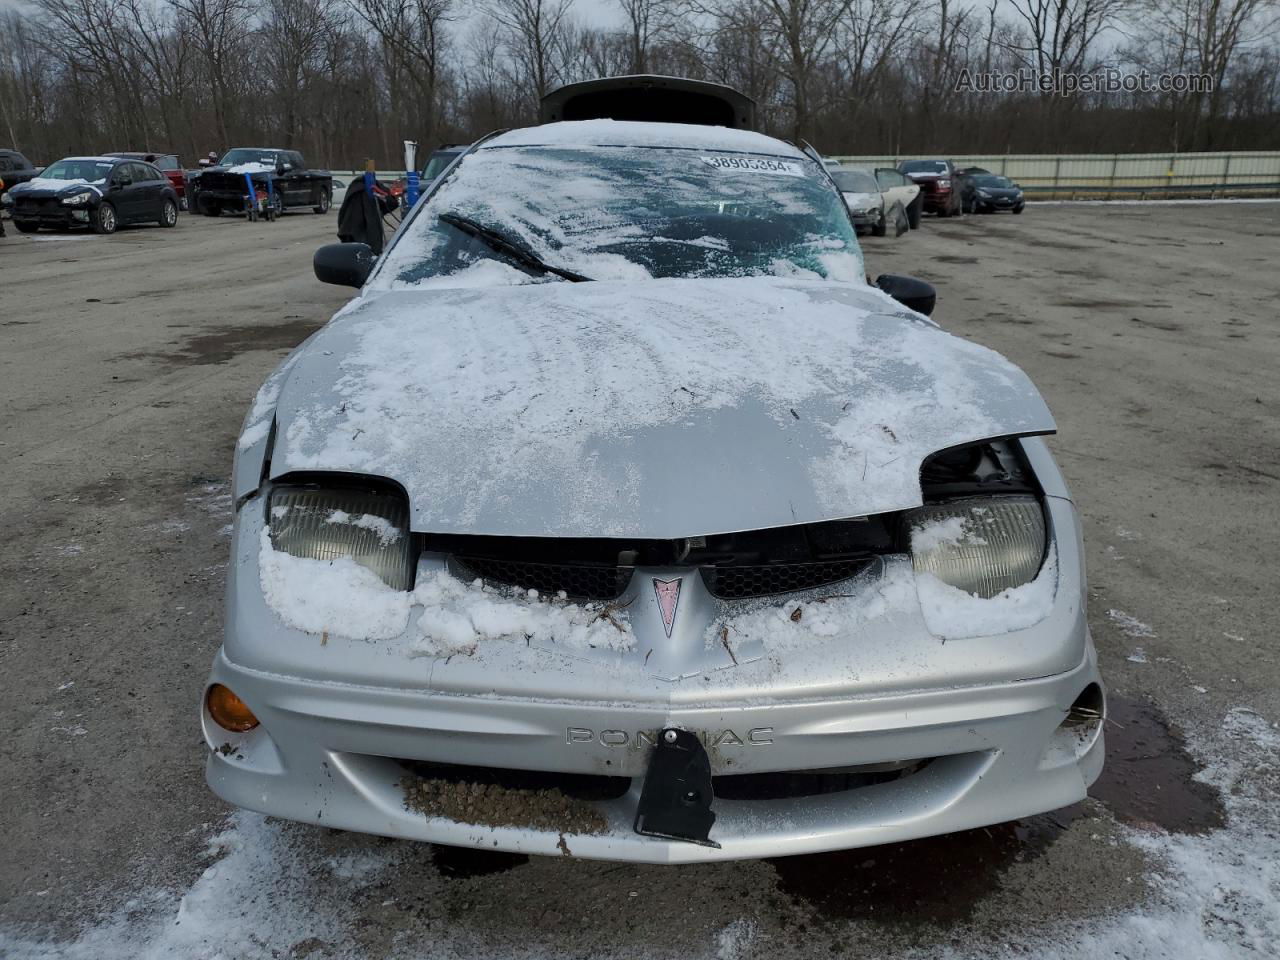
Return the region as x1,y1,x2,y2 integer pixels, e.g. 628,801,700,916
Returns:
107,152,186,207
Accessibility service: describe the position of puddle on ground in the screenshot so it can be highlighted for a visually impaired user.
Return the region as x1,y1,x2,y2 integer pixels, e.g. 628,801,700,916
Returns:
1088,693,1225,834
768,807,1083,924
119,317,321,367
431,844,528,879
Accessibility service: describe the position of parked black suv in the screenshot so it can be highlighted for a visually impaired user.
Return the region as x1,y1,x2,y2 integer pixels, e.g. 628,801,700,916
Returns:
0,149,39,197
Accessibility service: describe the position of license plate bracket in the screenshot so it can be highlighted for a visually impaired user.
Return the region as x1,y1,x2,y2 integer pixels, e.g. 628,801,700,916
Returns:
633,728,719,847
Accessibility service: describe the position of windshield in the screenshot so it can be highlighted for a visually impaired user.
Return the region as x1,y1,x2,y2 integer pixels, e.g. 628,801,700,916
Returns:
378,144,863,288
975,175,1013,188
220,149,280,167
422,151,461,180
38,159,112,183
900,161,948,174
830,170,879,194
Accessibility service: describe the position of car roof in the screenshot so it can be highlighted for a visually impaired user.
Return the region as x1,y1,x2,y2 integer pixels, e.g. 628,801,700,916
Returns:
106,151,176,159
62,155,129,163
484,120,806,159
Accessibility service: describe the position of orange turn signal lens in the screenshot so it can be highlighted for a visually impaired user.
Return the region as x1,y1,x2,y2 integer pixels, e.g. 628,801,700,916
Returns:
206,684,259,732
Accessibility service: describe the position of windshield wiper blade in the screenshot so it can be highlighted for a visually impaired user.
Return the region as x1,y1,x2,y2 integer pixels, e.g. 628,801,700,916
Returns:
438,212,593,282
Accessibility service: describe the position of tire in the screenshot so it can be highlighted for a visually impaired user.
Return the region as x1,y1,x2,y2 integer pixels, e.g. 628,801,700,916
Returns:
1013,204,1024,214
871,211,887,237
312,189,331,215
203,203,222,218
159,198,178,227
15,220,39,233
93,202,118,235
906,196,922,229
269,193,284,219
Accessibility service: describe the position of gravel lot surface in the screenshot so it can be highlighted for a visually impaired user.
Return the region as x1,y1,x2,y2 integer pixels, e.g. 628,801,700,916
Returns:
2,203,1277,958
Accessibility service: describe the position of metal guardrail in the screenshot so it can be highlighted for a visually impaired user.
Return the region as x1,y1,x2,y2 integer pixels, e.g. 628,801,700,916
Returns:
831,152,1280,201
1020,180,1280,200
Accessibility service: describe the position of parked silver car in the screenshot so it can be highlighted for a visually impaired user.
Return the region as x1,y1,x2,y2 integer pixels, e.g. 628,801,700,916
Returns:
204,119,1104,863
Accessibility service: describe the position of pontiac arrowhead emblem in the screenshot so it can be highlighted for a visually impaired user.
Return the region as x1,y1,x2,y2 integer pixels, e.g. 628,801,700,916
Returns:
653,578,682,638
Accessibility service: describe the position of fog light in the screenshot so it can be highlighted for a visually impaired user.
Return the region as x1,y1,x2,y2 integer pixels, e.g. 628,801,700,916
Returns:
1063,683,1105,729
207,684,259,732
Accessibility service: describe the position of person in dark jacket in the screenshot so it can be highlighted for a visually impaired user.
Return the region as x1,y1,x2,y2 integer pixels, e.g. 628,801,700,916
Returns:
0,175,6,237
337,172,398,255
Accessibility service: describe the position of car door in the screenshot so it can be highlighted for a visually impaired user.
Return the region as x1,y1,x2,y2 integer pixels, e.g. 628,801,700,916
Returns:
283,151,307,206
875,168,917,209
105,162,141,220
140,162,169,218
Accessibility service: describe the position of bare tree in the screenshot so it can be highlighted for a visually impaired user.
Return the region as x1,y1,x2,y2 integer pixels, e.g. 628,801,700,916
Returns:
170,0,253,147
349,0,454,142
486,0,575,101
616,0,672,72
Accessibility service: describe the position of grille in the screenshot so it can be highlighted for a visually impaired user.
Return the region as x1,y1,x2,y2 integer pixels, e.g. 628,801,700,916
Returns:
201,172,256,192
699,558,872,599
15,197,56,212
713,759,931,801
453,556,632,601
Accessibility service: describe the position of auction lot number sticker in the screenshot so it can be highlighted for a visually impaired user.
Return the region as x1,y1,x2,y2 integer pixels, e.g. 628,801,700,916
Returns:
701,155,804,177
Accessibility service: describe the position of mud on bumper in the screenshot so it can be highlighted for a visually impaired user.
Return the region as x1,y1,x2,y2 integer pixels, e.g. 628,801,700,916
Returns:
204,645,1104,863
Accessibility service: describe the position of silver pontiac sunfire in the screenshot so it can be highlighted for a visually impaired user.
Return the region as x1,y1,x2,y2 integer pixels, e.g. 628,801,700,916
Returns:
203,118,1105,863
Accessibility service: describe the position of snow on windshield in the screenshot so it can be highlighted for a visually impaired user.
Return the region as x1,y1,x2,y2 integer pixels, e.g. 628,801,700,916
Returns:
32,159,112,185
375,144,863,288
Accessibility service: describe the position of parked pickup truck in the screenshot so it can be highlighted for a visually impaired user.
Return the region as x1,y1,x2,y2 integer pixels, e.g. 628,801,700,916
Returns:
190,147,331,217
0,149,40,196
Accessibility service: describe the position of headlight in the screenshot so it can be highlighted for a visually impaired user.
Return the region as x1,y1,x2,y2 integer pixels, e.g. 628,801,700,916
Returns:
61,191,94,206
938,178,951,188
907,497,1046,598
267,484,415,590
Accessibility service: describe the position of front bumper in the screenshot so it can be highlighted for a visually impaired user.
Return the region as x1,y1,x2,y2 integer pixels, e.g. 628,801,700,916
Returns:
848,209,882,230
207,647,1102,863
11,199,92,227
204,495,1103,863
920,190,952,212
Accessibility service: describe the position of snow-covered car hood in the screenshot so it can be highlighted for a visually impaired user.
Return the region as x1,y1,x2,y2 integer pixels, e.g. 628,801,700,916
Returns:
262,276,1054,538
9,177,103,197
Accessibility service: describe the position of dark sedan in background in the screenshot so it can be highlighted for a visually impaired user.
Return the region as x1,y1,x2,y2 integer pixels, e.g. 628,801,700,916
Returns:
7,155,179,234
969,174,1026,213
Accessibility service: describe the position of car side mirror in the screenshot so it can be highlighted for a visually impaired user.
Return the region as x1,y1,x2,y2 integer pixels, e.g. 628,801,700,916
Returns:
112,177,131,189
280,162,292,172
875,274,936,317
314,243,374,288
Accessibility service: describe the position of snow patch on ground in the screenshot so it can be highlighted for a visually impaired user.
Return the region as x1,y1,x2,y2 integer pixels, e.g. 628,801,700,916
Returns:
941,707,1280,960
915,546,1058,639
1108,608,1156,638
